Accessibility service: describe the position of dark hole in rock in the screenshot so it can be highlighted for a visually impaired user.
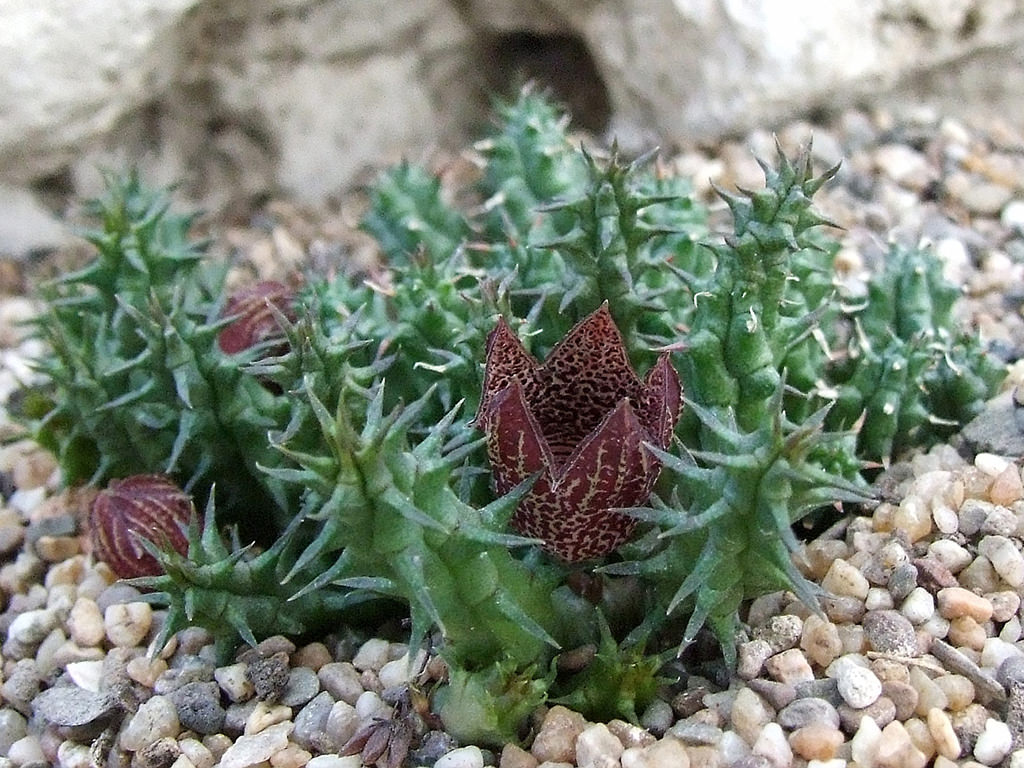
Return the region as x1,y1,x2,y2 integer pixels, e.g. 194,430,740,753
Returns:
481,31,611,133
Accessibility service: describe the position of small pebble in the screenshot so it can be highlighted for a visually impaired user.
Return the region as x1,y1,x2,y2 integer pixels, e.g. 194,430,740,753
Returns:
875,719,928,768
973,718,1013,765
788,724,844,760
280,665,320,707
863,609,919,656
576,723,624,768
751,722,792,768
776,697,841,730
835,657,883,708
927,540,973,573
900,588,935,625
351,638,391,671
532,706,587,763
821,558,870,599
434,745,485,768
937,587,994,623
977,535,1024,587
730,687,774,745
620,737,691,768
927,707,961,759
218,720,293,768
103,601,153,647
764,649,815,685
120,695,181,752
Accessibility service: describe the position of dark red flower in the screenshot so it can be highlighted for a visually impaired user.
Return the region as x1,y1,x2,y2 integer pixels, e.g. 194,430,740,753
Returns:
88,474,192,578
475,303,682,562
217,280,297,355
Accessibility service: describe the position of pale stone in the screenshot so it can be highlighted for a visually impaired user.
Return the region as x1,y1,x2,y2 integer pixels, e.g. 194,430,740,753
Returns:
620,737,691,768
835,656,883,709
67,597,105,647
730,687,773,745
575,724,624,768
104,601,153,647
901,588,935,625
974,718,1013,765
532,706,587,764
750,722,792,768
977,535,1024,587
121,695,181,752
352,637,391,671
787,724,844,761
764,649,815,686
821,558,870,599
435,745,485,768
927,708,961,760
875,720,928,768
219,721,293,768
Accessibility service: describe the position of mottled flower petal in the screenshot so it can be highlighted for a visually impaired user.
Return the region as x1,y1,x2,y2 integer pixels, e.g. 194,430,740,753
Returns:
478,380,555,492
477,302,683,561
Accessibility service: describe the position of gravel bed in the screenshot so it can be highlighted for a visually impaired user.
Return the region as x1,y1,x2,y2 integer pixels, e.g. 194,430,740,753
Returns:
1,105,1024,768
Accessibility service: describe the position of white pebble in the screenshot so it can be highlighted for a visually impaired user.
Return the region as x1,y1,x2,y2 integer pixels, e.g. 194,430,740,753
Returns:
901,587,935,625
974,718,1013,765
976,453,1011,476
352,638,390,671
821,559,870,599
751,722,792,768
8,735,46,765
621,737,692,768
378,649,427,689
354,690,390,720
104,602,153,647
65,660,104,692
7,608,57,648
57,740,92,768
1002,199,1024,231
67,598,106,647
306,757,362,768
576,723,624,768
835,657,882,708
219,721,293,768
980,637,1024,670
215,663,255,702
865,587,894,611
851,715,882,767
928,539,973,573
433,745,484,768
978,535,1024,587
932,503,959,534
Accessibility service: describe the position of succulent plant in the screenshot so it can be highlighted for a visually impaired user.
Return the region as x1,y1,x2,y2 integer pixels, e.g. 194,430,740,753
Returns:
476,303,681,561
23,88,1004,748
88,474,192,578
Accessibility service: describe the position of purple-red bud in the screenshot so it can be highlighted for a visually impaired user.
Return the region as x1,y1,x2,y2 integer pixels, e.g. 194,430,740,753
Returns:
88,474,192,578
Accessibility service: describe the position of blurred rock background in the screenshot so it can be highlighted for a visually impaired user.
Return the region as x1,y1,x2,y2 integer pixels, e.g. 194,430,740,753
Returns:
1,0,1023,258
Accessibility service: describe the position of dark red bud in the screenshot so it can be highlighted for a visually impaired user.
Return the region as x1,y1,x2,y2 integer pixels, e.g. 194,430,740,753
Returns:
217,281,297,354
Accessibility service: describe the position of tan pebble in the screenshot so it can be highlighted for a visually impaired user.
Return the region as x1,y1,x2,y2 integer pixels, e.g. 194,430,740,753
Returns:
800,614,842,669
875,720,928,768
909,667,949,716
683,744,719,768
103,602,153,647
928,540,973,573
947,616,988,651
892,496,932,542
764,648,815,686
932,757,959,768
126,655,167,688
621,738,691,768
202,733,233,762
607,719,656,749
934,674,975,711
576,723,624,767
987,464,1023,505
881,680,918,720
821,558,870,599
268,742,311,768
800,540,850,580
903,716,936,761
500,743,539,768
218,721,292,768
936,587,994,622
871,657,910,684
245,701,292,734
67,597,105,647
927,708,962,760
531,706,586,764
730,687,774,745
11,447,58,490
291,642,332,671
34,535,80,562
788,724,844,760
750,722,791,768
836,624,867,655
178,738,215,768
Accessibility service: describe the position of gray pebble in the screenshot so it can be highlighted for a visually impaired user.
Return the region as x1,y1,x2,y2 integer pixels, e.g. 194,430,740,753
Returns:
153,658,216,695
0,707,28,753
862,609,919,656
745,679,796,711
1,659,41,716
837,695,896,733
639,698,674,736
776,697,841,730
997,655,1024,687
280,665,320,708
245,651,290,703
793,677,841,704
318,662,364,705
223,698,259,737
24,514,77,547
669,719,723,745
1006,680,1024,751
820,594,866,624
94,583,144,613
887,562,918,601
32,685,120,740
409,730,459,766
169,681,226,735
292,690,337,753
